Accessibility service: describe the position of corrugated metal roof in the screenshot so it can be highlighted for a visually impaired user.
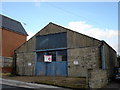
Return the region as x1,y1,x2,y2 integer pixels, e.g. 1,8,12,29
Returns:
0,14,28,36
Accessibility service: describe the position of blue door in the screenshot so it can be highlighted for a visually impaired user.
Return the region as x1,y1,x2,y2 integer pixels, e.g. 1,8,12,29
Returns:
36,61,67,76
55,61,67,76
46,62,56,76
36,50,68,76
36,62,46,76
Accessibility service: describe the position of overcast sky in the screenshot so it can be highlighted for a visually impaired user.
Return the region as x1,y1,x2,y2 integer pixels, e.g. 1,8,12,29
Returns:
1,1,119,54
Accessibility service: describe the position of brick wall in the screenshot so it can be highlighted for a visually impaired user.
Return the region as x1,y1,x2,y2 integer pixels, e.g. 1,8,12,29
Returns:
2,28,26,57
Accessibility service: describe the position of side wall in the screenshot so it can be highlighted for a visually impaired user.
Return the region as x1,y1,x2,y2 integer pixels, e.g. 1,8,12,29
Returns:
2,29,26,57
104,43,117,78
15,36,36,75
67,47,100,77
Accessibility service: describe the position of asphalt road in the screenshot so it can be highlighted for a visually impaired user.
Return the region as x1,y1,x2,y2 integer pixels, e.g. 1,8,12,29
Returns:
1,84,70,90
1,84,33,90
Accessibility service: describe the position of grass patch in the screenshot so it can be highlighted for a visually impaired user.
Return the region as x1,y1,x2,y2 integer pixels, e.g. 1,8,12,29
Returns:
1,73,11,76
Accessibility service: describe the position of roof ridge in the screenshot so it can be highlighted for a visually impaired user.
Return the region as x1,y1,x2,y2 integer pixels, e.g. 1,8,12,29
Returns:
49,22,101,42
0,14,21,24
0,14,28,36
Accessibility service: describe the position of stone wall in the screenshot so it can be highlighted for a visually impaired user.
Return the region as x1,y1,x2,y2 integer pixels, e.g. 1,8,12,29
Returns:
67,46,100,77
88,69,108,88
67,31,101,49
16,52,35,75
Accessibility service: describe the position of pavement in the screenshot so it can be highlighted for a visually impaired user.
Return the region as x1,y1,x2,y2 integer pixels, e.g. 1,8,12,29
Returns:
0,78,70,90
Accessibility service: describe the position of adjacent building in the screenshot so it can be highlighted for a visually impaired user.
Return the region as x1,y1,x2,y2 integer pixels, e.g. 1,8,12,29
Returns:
0,14,28,73
15,22,117,88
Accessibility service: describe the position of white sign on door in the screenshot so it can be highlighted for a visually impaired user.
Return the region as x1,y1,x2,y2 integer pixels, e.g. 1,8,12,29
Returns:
44,55,52,62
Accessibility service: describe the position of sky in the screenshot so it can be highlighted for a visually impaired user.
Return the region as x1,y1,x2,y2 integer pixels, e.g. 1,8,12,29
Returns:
1,1,119,54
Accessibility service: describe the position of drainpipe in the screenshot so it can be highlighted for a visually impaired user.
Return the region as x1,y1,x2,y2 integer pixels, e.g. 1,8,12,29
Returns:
99,41,106,70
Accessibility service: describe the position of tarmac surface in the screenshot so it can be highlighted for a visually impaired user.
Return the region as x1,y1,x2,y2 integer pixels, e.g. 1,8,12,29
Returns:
0,78,71,90
1,84,33,90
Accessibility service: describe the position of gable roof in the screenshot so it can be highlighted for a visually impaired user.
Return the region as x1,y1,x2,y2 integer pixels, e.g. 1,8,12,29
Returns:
15,22,116,53
51,22,116,52
0,14,28,36
51,22,116,51
43,22,116,52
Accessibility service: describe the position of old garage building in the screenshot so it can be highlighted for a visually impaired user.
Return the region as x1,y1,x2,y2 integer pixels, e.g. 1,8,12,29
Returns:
14,23,117,87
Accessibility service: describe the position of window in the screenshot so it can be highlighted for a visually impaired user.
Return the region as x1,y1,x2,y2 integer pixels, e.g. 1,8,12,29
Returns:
57,50,67,61
45,51,56,61
37,52,44,62
37,50,67,62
